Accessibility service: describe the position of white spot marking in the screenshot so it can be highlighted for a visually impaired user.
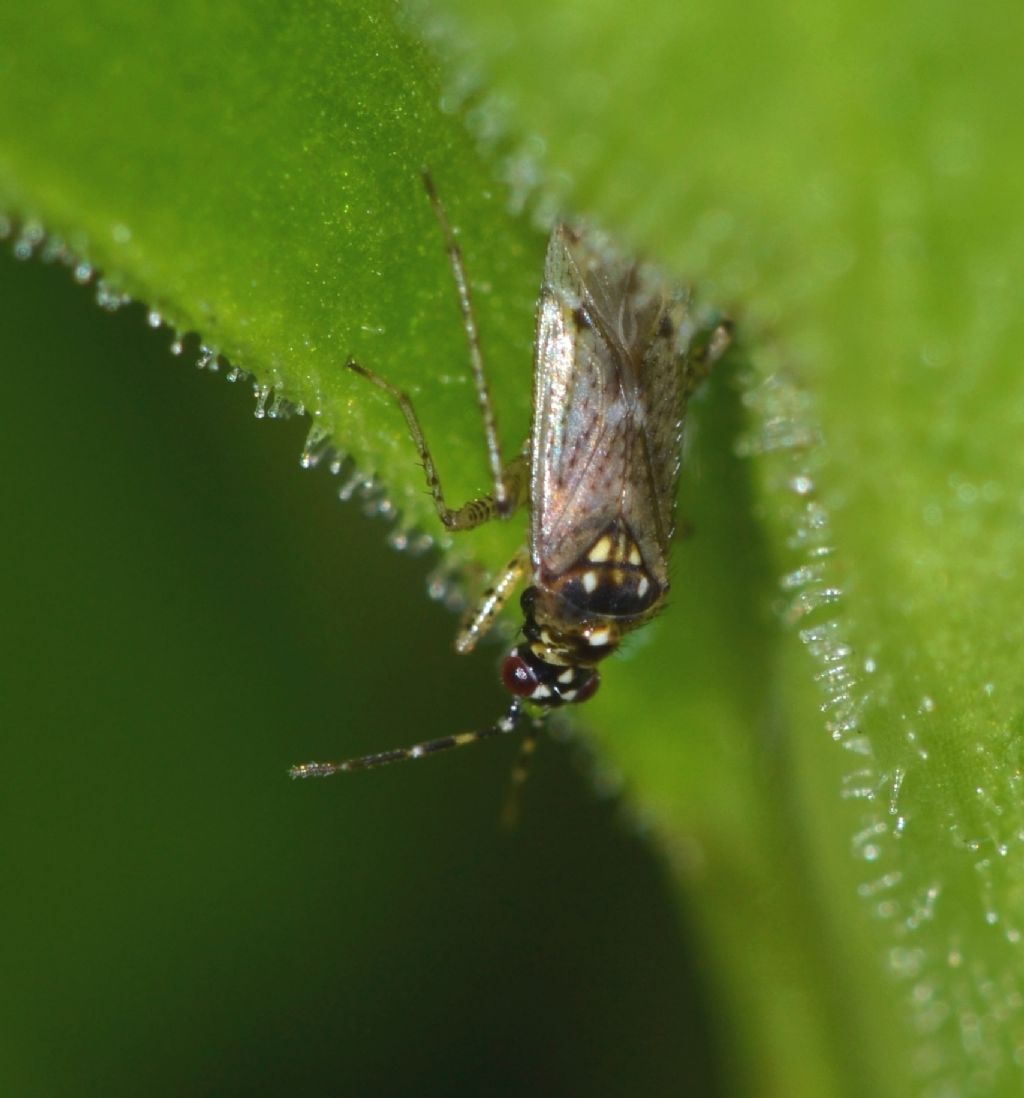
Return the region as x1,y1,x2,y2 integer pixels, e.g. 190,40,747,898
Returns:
637,576,650,598
582,571,598,593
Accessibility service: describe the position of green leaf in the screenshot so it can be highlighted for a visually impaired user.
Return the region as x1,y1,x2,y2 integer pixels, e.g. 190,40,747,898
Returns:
0,1,537,576
3,2,1023,1097
419,1,1024,1094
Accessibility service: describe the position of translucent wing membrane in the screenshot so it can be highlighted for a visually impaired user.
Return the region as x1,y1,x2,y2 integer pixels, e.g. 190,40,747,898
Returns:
529,225,695,592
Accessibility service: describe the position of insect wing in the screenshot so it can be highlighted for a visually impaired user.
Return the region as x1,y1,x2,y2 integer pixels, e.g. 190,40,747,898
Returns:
529,224,690,597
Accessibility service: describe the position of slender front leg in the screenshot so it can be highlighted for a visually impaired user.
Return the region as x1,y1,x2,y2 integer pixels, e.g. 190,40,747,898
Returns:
455,547,530,655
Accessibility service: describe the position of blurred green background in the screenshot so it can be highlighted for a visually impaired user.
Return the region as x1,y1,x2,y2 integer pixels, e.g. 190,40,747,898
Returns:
0,245,723,1095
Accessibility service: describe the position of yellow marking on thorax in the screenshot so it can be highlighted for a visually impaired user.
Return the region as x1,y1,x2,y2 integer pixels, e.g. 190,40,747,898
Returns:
587,534,614,563
585,527,644,569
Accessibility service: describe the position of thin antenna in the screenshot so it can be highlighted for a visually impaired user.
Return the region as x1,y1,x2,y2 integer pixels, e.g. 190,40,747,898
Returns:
501,716,542,829
289,699,524,778
421,169,510,516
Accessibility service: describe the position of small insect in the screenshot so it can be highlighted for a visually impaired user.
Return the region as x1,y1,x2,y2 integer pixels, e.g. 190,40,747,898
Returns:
291,174,730,797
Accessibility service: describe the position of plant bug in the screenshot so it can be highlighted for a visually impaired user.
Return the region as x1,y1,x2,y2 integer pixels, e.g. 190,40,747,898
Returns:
290,175,730,798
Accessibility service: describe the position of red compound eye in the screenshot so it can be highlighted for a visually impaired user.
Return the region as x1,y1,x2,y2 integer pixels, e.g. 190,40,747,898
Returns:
573,672,600,704
501,652,539,697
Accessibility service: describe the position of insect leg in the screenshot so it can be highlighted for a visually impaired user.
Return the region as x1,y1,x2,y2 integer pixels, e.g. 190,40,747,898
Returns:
421,170,511,516
289,699,524,778
500,714,544,829
683,320,733,396
347,359,523,531
455,546,530,655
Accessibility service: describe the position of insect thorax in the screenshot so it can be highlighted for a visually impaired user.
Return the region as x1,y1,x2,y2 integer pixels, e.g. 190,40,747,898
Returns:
539,520,664,621
498,521,666,708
